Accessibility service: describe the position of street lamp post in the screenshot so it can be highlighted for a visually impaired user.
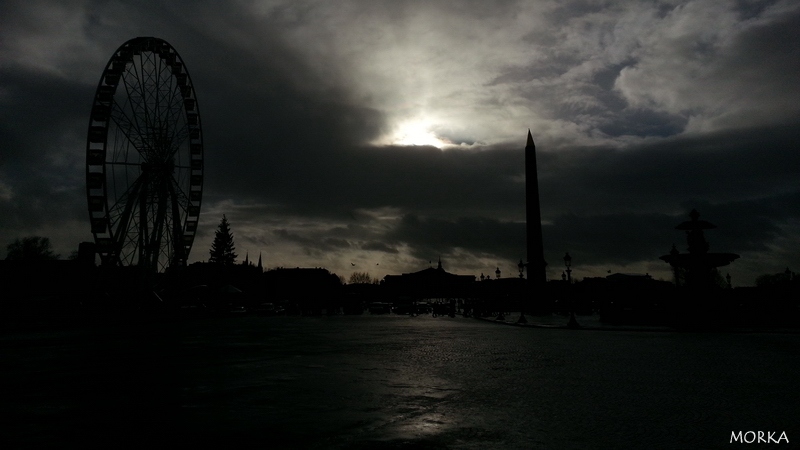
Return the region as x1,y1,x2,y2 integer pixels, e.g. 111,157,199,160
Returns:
517,258,528,324
494,266,505,321
564,252,579,328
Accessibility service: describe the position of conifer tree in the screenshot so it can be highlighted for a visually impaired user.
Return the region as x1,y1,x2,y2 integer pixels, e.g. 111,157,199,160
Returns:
209,215,237,265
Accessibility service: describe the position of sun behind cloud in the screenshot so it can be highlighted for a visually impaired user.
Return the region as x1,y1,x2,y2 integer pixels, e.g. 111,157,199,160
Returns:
388,118,451,148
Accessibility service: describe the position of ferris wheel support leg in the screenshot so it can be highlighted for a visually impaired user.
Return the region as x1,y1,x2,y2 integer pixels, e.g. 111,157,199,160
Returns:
168,180,187,266
148,180,170,272
111,176,144,266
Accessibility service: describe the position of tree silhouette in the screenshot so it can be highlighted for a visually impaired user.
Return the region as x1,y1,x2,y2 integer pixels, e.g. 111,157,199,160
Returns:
5,236,60,260
209,215,237,266
756,269,795,287
349,271,376,284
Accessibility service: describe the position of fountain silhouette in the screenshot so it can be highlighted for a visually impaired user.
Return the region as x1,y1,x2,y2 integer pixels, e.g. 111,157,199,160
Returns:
660,209,739,289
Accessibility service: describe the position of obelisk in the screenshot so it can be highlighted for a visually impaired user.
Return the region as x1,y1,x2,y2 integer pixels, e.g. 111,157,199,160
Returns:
526,130,547,285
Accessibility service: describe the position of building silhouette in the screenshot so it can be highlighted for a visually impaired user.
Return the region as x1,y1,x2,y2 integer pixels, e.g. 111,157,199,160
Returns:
383,258,475,302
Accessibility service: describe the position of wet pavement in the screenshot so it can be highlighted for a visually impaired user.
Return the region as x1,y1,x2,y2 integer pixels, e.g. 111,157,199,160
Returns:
3,314,800,448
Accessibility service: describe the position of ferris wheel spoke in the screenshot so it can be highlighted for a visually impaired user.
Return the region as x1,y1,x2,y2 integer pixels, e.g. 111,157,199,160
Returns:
107,171,145,218
110,106,147,155
159,57,179,134
119,213,141,263
120,62,150,151
108,175,143,231
109,128,134,168
109,134,142,206
136,52,153,133
168,175,190,217
147,52,166,136
110,175,144,261
134,53,162,154
161,66,185,150
169,126,191,158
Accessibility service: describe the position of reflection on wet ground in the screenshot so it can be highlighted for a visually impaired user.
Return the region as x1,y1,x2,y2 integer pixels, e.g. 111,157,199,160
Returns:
3,314,800,448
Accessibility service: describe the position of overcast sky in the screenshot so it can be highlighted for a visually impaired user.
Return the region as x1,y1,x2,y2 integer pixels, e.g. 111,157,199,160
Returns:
2,0,799,285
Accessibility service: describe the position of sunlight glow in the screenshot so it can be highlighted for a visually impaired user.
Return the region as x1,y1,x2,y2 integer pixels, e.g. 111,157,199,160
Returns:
391,119,451,148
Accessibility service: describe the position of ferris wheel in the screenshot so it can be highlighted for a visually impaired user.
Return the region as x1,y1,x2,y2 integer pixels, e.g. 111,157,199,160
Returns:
86,37,203,273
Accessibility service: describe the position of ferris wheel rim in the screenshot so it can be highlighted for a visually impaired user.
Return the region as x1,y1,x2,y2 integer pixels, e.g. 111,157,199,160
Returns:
85,36,204,272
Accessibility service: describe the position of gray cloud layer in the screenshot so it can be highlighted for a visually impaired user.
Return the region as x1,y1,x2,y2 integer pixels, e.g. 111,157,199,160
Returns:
1,0,798,284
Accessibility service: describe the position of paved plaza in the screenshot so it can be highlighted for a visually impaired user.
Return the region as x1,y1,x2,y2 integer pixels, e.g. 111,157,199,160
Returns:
3,314,799,448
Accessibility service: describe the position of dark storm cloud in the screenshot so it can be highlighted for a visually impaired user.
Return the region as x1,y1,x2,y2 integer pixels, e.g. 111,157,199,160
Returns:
272,228,355,255
1,0,798,283
212,121,800,227
538,124,800,269
674,194,798,253
0,0,209,253
0,0,390,255
542,194,793,269
273,229,319,247
299,123,799,276
0,67,93,165
213,142,525,221
597,108,687,138
164,11,389,208
368,190,796,278
0,67,92,242
361,241,399,254
387,214,525,261
536,124,800,216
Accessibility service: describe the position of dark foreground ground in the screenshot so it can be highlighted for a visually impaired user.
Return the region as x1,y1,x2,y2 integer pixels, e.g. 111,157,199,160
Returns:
2,314,799,449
